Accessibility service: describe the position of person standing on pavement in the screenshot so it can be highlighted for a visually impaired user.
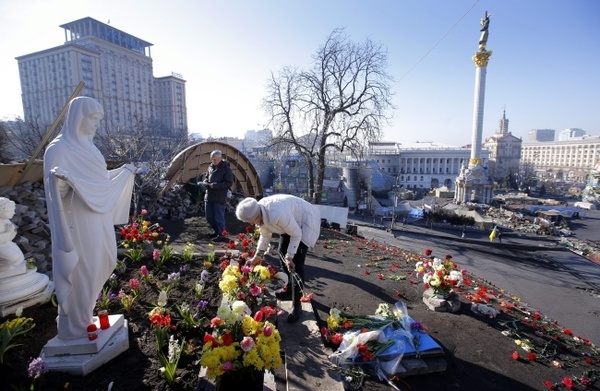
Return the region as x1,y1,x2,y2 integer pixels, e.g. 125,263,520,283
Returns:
235,194,321,324
203,150,233,242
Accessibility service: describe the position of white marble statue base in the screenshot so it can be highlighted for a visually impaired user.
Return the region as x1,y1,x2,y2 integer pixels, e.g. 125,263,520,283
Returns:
0,262,27,279
0,267,53,317
41,315,129,376
0,280,54,317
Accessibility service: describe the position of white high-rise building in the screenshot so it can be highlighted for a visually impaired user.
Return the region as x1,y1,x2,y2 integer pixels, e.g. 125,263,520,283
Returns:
528,129,555,142
558,128,586,141
16,17,187,135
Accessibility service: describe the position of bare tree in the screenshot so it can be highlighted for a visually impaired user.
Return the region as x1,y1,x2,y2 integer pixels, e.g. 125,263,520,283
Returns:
95,114,190,210
0,121,15,163
263,28,395,203
0,117,51,161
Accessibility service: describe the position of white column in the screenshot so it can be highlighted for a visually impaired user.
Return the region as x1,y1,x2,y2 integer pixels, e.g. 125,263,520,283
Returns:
470,66,487,162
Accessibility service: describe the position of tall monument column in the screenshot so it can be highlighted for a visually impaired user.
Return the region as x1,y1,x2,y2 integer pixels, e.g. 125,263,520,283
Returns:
470,10,493,166
454,11,494,205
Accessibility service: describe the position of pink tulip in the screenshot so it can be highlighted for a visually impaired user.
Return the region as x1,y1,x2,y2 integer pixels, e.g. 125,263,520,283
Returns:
263,325,273,337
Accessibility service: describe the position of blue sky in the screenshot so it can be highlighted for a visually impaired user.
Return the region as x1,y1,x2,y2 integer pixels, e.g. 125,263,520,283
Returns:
0,0,598,146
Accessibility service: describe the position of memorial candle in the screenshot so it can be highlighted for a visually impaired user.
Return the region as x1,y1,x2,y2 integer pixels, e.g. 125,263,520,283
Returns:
98,310,110,330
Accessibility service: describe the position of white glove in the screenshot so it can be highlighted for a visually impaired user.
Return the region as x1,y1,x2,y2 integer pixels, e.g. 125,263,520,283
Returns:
285,254,295,270
136,167,148,175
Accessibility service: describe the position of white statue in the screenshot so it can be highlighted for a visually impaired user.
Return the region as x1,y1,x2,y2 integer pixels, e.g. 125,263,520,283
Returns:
0,197,25,271
43,96,137,340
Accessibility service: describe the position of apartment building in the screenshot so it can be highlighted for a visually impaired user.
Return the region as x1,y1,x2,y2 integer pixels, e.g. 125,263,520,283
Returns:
16,17,187,135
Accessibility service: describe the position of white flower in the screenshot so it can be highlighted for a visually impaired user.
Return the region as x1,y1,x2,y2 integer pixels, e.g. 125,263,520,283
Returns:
158,291,168,307
168,336,182,362
375,303,391,317
217,303,232,321
230,300,251,321
15,306,23,317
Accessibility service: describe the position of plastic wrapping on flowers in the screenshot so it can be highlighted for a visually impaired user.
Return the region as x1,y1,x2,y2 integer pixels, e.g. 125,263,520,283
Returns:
328,301,415,379
329,328,405,378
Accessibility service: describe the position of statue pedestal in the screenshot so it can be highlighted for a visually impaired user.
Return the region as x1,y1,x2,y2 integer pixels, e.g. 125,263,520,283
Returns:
0,267,53,316
41,314,129,376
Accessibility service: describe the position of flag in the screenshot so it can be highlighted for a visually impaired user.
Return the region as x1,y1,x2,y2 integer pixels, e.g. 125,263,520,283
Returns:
489,226,498,242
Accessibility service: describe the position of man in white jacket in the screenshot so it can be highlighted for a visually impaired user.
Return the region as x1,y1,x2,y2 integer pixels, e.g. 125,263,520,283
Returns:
235,194,321,323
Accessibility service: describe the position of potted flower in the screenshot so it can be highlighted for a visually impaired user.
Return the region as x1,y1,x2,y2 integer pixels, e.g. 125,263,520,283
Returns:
200,300,282,390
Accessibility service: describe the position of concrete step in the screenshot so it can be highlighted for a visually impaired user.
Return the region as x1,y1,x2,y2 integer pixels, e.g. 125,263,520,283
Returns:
277,300,344,391
197,295,447,390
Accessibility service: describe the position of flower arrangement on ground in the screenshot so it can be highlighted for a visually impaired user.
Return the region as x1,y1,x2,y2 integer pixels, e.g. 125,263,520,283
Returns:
118,209,169,263
415,250,465,297
218,261,288,311
200,300,282,381
326,302,426,385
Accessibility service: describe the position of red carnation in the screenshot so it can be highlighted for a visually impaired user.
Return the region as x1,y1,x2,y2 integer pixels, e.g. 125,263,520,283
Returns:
222,332,234,346
561,377,574,389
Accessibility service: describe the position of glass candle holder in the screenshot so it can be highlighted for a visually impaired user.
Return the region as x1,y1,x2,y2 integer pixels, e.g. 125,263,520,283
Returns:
87,324,98,341
98,310,110,330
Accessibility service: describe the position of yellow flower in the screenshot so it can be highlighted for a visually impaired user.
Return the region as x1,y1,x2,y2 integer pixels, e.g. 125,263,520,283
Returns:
254,265,271,281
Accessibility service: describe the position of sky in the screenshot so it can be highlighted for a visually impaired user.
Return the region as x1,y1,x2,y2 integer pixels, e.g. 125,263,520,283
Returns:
0,0,599,146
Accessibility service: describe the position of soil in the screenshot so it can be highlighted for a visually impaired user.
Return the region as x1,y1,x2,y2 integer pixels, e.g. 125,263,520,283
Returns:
1,211,599,391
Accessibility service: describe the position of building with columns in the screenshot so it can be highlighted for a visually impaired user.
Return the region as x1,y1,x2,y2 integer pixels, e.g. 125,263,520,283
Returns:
368,141,488,192
483,110,522,182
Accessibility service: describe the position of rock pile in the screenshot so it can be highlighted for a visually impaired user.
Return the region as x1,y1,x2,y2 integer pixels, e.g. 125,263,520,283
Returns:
0,182,207,276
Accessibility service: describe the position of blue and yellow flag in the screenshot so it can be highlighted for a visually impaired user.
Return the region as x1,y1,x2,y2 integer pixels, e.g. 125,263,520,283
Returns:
489,226,498,242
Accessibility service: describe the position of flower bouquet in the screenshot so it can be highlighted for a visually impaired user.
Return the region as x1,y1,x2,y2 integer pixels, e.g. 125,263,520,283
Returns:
415,251,465,297
327,302,416,382
200,301,282,388
218,262,288,311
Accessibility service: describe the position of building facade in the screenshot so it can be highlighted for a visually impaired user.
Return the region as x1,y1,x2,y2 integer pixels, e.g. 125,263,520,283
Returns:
558,128,586,141
521,137,600,182
528,128,555,142
483,111,522,182
368,141,489,191
16,17,187,135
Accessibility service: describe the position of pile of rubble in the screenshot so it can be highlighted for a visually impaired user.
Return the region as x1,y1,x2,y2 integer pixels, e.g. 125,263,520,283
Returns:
0,182,206,276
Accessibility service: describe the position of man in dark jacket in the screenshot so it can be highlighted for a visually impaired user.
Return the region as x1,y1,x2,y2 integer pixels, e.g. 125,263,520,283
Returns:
203,150,233,242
